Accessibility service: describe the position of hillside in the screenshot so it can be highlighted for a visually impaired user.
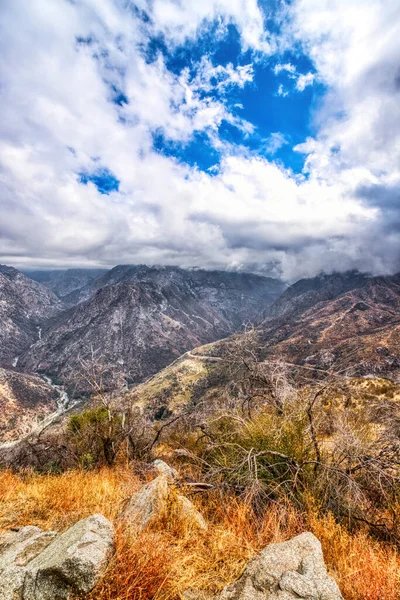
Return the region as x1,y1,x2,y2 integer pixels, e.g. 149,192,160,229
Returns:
0,265,62,368
0,368,56,442
123,271,400,419
26,268,107,303
260,272,400,375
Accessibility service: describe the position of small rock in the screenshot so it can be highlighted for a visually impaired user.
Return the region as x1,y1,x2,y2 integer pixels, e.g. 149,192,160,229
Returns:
120,471,207,532
176,494,208,531
121,475,170,531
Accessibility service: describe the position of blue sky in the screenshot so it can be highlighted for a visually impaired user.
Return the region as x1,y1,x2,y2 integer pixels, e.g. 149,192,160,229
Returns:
1,0,400,279
150,26,323,174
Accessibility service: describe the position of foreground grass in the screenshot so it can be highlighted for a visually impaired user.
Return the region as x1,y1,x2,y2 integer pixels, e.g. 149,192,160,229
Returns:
0,466,399,600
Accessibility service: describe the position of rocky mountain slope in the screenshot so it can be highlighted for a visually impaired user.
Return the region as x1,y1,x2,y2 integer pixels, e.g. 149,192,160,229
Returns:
19,266,284,389
260,271,400,374
124,271,400,419
0,265,62,368
0,368,57,442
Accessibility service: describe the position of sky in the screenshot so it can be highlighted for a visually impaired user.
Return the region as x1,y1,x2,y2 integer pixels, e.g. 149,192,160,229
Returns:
0,0,400,281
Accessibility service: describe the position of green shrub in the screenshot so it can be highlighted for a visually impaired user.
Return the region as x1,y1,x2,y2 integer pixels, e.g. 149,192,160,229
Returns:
66,406,123,468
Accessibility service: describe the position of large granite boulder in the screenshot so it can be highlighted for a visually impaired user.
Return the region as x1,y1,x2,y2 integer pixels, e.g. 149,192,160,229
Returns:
217,532,343,600
0,514,114,600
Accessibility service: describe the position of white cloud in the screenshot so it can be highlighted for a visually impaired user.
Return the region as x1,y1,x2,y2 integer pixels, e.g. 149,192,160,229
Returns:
150,0,271,52
273,62,316,93
264,132,289,154
0,0,399,281
277,83,289,97
296,71,315,91
274,62,296,75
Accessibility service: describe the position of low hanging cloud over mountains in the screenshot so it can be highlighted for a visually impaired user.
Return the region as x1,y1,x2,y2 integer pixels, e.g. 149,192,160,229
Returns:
0,0,399,280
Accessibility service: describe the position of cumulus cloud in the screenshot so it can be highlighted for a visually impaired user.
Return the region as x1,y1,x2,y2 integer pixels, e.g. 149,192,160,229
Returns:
0,0,399,280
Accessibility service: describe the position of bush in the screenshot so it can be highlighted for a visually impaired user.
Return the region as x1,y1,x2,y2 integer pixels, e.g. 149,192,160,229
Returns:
67,406,123,468
168,381,400,544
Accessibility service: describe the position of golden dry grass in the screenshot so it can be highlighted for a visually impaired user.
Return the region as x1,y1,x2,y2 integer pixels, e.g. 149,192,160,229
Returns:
0,467,399,600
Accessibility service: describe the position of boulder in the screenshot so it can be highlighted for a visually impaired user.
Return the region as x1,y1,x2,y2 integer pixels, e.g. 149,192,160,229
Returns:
121,475,170,531
175,494,207,531
0,527,57,571
0,514,114,600
217,532,343,600
153,459,178,480
0,566,27,600
120,461,207,532
23,514,114,599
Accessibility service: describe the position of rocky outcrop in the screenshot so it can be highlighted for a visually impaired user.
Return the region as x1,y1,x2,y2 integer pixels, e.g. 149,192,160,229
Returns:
217,532,343,600
0,514,114,599
120,460,207,532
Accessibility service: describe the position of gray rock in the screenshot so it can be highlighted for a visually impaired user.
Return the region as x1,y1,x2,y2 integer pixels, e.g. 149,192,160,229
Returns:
176,494,208,531
0,566,26,600
0,527,57,571
23,514,114,599
0,515,114,600
121,475,170,531
120,473,207,532
217,532,343,600
153,459,178,480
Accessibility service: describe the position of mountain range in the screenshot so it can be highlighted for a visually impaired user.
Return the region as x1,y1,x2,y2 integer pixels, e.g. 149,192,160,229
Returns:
1,262,400,441
124,270,400,421
1,264,283,390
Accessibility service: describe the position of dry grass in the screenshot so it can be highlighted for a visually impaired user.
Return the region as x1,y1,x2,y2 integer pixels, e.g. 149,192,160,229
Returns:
0,467,399,600
0,465,141,530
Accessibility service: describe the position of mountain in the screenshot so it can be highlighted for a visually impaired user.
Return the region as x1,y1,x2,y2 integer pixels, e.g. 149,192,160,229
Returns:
0,265,62,368
263,270,372,320
19,266,284,389
0,368,57,442
26,268,107,304
122,271,400,420
259,271,400,374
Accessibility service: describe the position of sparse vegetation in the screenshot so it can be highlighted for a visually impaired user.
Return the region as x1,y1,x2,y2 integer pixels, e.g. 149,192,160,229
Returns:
1,333,400,599
0,466,399,600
